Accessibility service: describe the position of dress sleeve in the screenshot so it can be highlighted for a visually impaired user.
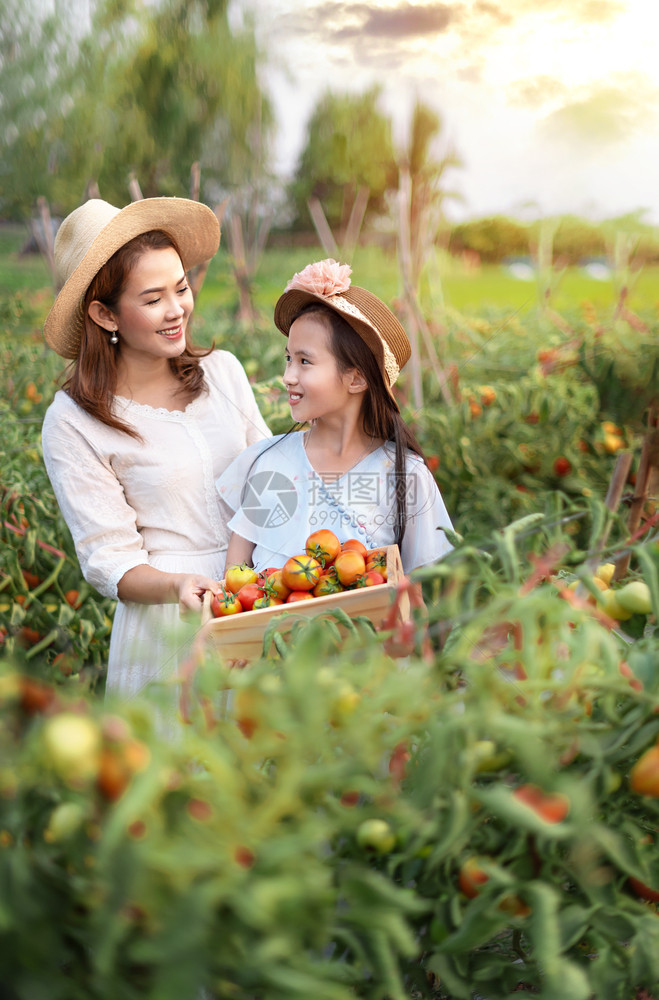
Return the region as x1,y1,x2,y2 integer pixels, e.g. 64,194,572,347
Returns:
41,402,149,600
400,457,454,574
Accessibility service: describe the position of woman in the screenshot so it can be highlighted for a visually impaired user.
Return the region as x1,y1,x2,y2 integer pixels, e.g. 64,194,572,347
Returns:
41,197,270,713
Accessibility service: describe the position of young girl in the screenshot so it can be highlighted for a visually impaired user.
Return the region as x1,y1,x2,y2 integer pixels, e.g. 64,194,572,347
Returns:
216,259,452,575
41,197,270,711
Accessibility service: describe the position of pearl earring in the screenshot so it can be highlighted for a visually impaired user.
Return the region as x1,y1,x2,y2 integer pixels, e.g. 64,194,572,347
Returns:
110,329,119,345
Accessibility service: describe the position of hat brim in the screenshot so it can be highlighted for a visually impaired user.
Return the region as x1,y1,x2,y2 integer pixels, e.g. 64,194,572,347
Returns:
44,198,220,359
274,285,411,399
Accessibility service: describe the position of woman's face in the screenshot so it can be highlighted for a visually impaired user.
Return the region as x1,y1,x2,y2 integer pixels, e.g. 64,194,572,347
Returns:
106,247,194,362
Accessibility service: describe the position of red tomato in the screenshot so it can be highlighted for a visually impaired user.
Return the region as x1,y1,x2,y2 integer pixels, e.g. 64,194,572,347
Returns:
355,570,385,588
21,569,42,590
553,456,572,477
236,582,265,612
64,589,81,608
306,529,341,567
225,563,258,594
210,588,243,617
630,745,659,797
513,783,570,822
286,591,315,603
458,857,489,899
334,550,366,586
313,574,344,597
253,595,285,609
629,876,659,903
388,741,410,786
281,554,322,591
260,569,291,601
341,538,368,558
256,567,280,584
365,548,388,579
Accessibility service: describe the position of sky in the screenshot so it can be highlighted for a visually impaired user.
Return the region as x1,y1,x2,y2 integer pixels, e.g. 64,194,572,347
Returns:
240,0,659,224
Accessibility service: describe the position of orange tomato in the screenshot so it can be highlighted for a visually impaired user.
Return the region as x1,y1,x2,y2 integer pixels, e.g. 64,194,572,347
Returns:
260,569,291,601
458,857,489,899
305,529,341,567
334,550,366,586
281,555,322,591
365,548,388,579
341,538,368,558
630,745,659,797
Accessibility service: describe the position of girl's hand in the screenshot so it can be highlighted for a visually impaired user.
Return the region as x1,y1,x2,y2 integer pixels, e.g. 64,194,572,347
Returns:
177,574,220,620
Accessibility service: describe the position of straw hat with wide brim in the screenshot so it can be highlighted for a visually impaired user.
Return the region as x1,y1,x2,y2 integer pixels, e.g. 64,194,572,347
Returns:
43,197,221,359
273,259,411,398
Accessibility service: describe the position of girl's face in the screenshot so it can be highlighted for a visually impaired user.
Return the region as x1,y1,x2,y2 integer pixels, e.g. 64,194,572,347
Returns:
283,315,359,423
105,247,193,362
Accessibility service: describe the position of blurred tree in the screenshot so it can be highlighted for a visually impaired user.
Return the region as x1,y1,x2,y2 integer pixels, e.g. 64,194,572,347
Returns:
0,0,77,218
0,0,272,218
398,100,462,288
288,87,397,232
449,216,530,263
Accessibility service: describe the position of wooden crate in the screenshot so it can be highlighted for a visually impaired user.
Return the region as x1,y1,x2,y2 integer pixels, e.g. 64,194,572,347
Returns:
200,545,408,662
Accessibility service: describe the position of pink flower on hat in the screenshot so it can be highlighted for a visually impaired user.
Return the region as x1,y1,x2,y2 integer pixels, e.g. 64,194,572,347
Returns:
285,258,352,296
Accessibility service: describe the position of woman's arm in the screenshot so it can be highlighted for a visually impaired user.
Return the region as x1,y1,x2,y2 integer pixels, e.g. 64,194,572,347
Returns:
225,532,256,569
116,565,221,614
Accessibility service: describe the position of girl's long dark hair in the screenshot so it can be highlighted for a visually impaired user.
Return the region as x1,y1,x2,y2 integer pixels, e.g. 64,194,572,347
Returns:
297,303,433,549
63,230,212,438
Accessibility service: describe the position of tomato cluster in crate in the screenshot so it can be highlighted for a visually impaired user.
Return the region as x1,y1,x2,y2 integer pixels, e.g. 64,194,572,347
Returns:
209,530,389,618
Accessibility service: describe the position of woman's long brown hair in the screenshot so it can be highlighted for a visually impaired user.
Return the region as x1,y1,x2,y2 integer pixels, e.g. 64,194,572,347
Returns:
296,303,435,549
63,230,212,438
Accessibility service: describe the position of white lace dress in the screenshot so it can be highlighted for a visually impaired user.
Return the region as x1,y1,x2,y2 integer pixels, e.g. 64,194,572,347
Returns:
41,351,271,708
216,431,454,574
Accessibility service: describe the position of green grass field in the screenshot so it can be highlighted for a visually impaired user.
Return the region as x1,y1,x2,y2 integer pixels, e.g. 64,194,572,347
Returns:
2,221,658,320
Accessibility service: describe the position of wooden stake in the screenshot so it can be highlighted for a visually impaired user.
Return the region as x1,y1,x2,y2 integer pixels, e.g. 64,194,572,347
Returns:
307,197,339,258
614,408,659,580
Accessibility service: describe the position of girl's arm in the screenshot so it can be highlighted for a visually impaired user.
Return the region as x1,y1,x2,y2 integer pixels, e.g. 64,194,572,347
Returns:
225,532,256,569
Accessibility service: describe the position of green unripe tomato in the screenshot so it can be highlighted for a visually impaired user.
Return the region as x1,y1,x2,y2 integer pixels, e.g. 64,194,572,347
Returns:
356,818,396,854
616,581,652,615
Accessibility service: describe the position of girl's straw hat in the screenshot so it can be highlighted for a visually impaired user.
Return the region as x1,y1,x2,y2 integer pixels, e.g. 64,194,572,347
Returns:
44,197,220,359
274,259,411,393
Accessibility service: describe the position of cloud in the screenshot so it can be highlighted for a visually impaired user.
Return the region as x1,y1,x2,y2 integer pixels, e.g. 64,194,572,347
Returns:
274,2,459,45
338,2,456,40
510,76,571,110
538,76,659,146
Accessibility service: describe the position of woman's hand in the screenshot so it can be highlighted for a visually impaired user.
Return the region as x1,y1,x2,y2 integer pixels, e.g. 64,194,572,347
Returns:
177,574,221,621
